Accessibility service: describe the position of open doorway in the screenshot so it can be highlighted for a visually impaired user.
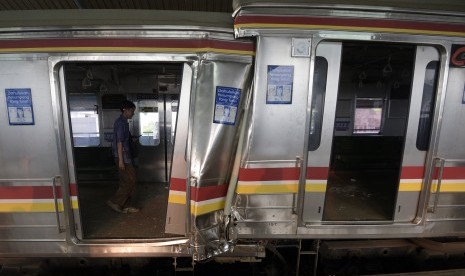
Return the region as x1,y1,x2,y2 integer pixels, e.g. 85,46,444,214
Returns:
322,42,416,221
63,62,184,239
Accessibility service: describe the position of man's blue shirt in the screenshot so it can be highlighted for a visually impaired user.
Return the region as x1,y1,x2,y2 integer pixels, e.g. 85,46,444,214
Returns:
113,114,132,164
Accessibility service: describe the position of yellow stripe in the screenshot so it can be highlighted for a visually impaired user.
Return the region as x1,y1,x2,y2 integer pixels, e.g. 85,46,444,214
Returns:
235,23,465,37
431,182,465,192
305,183,327,192
236,183,298,194
399,182,422,192
191,200,225,215
0,199,78,212
168,193,187,204
0,47,254,56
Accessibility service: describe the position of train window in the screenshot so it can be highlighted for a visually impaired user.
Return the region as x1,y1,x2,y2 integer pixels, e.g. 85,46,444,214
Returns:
69,94,100,147
416,61,439,151
171,100,178,144
308,56,328,151
353,98,384,134
138,100,160,146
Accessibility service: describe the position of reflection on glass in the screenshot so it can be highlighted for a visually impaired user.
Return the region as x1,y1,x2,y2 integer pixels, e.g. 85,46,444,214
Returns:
308,56,328,151
416,61,438,151
140,110,160,146
71,111,100,147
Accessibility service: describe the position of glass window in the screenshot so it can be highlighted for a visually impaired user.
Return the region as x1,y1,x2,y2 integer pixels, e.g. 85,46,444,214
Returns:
139,100,160,146
69,95,100,147
416,61,439,151
308,56,328,151
171,101,178,144
353,98,384,134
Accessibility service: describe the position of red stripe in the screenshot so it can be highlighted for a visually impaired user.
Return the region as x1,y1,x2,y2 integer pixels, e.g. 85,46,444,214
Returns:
169,177,187,192
238,167,300,181
0,186,54,199
306,167,329,180
400,166,425,179
191,184,229,202
235,15,465,33
401,166,465,180
0,184,79,200
0,38,254,52
69,183,78,196
434,167,465,180
169,178,228,201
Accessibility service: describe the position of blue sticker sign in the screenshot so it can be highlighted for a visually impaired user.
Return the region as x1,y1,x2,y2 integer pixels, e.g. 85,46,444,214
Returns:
213,86,241,125
267,65,294,104
5,88,34,125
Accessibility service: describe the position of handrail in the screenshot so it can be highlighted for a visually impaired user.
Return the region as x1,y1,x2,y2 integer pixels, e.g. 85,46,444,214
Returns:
0,177,55,183
244,159,302,166
428,158,465,213
51,176,65,233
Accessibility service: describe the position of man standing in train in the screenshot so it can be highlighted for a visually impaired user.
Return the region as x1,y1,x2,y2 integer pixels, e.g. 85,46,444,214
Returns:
106,100,140,214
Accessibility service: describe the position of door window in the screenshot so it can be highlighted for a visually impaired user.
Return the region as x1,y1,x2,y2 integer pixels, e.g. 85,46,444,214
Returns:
69,94,100,147
138,100,160,146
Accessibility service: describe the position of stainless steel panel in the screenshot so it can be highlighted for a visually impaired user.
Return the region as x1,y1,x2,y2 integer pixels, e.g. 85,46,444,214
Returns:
395,192,421,222
402,46,439,166
189,58,252,260
393,46,439,223
303,41,342,222
246,36,309,163
0,58,66,245
232,1,465,16
306,42,342,166
165,63,192,235
0,59,60,179
437,67,465,159
0,227,66,241
238,207,294,221
57,64,81,240
190,60,252,184
423,60,465,229
0,213,58,227
236,221,296,235
429,193,465,206
0,239,190,257
235,194,295,207
427,206,465,221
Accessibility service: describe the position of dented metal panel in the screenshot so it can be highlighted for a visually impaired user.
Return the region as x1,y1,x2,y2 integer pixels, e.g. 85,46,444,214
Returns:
188,56,253,260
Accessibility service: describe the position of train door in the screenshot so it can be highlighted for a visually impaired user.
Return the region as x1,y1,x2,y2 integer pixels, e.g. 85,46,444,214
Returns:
303,41,439,223
58,61,187,239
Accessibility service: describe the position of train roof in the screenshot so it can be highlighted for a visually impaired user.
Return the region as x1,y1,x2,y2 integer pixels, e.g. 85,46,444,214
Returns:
0,9,233,31
233,0,465,15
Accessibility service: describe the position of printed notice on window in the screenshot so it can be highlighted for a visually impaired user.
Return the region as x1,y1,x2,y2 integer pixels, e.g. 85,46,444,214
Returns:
5,88,35,125
213,86,241,125
267,65,294,104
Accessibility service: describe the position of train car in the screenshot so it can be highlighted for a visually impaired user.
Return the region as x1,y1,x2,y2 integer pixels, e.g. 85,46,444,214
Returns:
0,9,254,263
1,0,465,274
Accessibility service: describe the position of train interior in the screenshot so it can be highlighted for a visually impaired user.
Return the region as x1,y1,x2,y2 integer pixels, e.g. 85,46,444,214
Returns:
63,62,184,239
322,42,416,221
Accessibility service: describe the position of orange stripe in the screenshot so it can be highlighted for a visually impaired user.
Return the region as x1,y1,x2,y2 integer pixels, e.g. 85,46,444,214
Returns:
0,38,255,55
234,15,465,37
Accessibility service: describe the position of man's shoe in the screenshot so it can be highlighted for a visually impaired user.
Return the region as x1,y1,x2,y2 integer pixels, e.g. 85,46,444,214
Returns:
106,200,127,213
123,206,140,213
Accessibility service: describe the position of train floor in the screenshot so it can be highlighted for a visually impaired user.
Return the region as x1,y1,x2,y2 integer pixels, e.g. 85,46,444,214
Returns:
77,180,180,239
323,169,398,221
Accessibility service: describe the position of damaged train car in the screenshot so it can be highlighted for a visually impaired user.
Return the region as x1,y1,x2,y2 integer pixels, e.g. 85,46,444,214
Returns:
1,0,465,274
